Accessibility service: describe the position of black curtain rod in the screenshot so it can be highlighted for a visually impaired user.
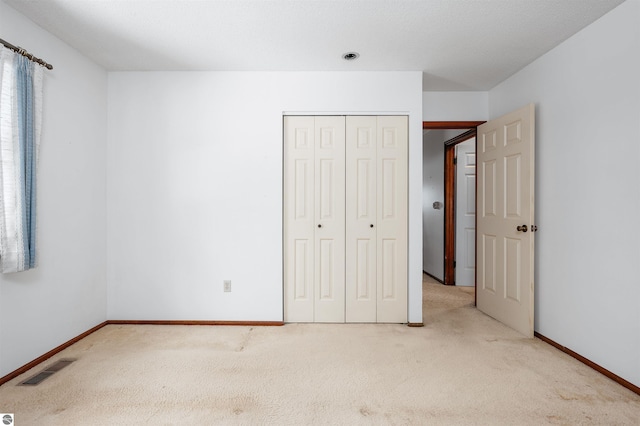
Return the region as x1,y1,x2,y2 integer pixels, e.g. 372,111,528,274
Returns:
0,37,53,70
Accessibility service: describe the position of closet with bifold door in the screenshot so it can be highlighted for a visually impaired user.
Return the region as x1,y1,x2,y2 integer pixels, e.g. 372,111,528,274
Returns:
284,115,408,323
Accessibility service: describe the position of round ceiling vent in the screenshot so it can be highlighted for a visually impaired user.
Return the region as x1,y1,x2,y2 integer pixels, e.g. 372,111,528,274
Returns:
342,52,360,61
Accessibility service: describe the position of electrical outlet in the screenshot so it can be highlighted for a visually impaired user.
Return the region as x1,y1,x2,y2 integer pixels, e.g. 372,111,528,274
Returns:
223,280,232,292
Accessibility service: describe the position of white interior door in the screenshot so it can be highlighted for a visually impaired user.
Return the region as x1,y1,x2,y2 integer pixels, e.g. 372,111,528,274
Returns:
285,115,407,324
345,116,408,323
284,116,315,322
455,138,476,287
314,116,346,322
346,116,378,322
284,116,345,323
477,104,535,337
375,116,408,323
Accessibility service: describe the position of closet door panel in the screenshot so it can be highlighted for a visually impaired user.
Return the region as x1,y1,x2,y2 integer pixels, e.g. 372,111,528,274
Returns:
284,116,315,322
286,115,407,324
346,116,377,322
376,116,408,323
314,116,346,322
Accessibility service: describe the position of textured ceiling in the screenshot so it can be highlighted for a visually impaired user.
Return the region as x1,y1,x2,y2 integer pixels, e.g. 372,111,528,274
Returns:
3,0,626,90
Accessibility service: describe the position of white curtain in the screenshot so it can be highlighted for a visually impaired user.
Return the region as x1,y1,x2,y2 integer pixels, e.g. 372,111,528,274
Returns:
0,46,43,273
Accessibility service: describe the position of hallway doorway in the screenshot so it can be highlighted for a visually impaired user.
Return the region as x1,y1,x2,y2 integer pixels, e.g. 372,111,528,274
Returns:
422,121,483,290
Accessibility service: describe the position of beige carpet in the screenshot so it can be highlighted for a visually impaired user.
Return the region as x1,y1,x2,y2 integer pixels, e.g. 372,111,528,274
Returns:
1,275,639,425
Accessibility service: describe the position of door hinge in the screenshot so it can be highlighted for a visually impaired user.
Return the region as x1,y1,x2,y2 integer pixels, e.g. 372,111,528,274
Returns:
453,157,457,165
453,261,456,268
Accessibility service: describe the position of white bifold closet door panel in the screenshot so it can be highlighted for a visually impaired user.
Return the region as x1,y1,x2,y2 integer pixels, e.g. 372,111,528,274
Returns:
284,116,345,323
314,117,346,322
285,115,407,323
345,116,408,323
374,116,408,323
345,117,378,322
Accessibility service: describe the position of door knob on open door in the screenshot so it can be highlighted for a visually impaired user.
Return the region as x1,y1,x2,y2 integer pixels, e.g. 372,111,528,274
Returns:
517,225,528,232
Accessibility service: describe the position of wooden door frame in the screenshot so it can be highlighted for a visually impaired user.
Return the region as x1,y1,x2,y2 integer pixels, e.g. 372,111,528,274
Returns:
422,121,485,287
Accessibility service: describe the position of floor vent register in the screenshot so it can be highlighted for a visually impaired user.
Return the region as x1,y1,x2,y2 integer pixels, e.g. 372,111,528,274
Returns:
18,358,77,386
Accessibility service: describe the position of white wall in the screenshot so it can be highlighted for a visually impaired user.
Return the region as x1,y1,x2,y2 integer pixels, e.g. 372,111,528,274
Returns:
489,0,640,387
423,91,488,121
107,72,424,323
0,1,107,377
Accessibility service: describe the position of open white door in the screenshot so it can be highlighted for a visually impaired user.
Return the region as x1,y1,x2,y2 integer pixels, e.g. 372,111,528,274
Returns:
455,138,476,287
477,104,535,337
